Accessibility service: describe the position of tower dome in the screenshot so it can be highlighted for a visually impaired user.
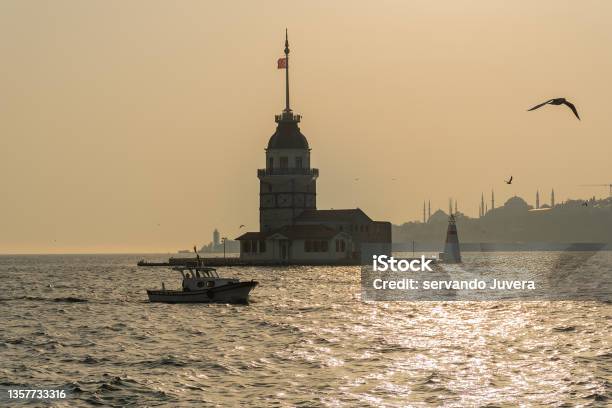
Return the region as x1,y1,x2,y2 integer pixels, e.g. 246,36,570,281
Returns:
267,114,309,150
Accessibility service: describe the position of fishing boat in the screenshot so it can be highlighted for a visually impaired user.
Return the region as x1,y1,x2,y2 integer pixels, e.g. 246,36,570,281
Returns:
146,248,258,304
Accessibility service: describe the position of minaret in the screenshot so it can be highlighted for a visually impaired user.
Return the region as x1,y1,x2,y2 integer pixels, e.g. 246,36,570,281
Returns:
423,201,426,223
551,189,555,207
448,198,453,215
480,193,485,217
491,189,495,210
454,200,458,215
428,200,431,221
258,31,318,232
536,190,540,209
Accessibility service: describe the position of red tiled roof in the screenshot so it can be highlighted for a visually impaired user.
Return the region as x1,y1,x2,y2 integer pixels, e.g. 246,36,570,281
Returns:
272,224,340,240
235,231,268,241
294,209,372,223
236,224,344,241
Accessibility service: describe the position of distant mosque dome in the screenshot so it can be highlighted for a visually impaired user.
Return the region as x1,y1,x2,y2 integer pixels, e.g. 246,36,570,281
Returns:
267,119,309,150
428,209,448,223
503,196,530,210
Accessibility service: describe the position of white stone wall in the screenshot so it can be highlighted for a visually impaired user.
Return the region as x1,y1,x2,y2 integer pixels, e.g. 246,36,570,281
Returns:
259,208,296,233
239,239,276,261
240,237,352,262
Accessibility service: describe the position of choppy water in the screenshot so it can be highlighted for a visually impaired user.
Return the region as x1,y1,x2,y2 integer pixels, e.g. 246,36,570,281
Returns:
0,253,610,407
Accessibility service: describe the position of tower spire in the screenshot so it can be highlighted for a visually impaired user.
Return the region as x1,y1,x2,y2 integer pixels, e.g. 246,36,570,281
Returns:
284,29,291,113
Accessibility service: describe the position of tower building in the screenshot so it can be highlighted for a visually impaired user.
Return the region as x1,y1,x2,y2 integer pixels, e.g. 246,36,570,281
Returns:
237,32,391,264
551,189,555,207
536,190,540,209
213,228,220,247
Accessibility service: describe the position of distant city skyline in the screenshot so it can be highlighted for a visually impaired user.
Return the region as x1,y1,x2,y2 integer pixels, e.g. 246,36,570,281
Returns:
1,1,611,253
395,194,612,245
422,187,595,222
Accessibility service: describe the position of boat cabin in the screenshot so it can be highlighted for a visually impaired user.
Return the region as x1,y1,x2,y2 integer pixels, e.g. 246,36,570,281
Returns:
173,266,238,291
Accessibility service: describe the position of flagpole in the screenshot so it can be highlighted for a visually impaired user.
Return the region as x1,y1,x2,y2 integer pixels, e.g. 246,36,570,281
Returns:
284,28,290,112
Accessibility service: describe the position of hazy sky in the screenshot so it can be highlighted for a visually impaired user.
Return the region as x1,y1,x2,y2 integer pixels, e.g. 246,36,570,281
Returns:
1,1,611,253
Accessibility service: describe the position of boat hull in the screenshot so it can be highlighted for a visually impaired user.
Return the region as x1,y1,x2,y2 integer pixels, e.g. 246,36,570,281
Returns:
147,281,258,304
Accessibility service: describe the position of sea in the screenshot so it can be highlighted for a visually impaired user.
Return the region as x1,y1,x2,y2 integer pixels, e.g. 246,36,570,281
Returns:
0,252,610,407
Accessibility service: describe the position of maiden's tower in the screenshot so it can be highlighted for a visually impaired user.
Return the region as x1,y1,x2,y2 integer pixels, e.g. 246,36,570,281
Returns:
237,32,391,264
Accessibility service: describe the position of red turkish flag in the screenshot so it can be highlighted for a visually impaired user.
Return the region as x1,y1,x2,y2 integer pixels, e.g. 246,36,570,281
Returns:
277,57,287,69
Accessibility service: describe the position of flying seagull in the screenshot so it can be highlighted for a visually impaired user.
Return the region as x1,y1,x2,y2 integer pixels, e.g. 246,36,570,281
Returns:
239,224,245,228
527,98,580,120
505,176,513,185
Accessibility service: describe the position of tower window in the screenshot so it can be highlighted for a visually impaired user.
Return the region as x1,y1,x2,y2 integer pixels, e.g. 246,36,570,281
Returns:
335,239,346,252
280,157,288,169
306,240,328,252
295,156,303,168
268,157,273,169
